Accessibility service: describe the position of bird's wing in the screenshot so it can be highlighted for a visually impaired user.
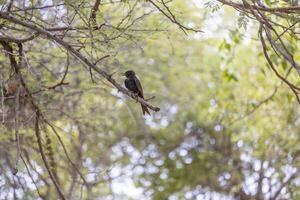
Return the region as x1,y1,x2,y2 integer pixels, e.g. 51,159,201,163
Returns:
133,76,144,98
124,78,130,89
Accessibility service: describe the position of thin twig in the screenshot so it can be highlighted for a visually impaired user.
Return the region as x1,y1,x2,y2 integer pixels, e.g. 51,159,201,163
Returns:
45,120,88,186
0,74,5,123
13,85,20,175
34,111,66,200
20,154,44,199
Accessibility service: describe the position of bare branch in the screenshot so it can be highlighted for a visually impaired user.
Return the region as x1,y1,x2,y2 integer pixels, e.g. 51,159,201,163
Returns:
34,111,66,200
148,0,202,34
0,12,160,112
217,0,300,13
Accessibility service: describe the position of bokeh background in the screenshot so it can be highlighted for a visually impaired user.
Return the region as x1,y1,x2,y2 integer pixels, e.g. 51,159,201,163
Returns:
0,0,300,199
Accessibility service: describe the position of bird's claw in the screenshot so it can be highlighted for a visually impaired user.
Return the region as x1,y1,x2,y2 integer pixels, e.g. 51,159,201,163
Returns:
131,92,139,102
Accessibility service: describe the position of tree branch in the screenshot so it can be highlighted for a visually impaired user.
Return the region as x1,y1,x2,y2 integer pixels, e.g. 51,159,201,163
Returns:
0,12,160,113
217,0,300,13
34,111,66,200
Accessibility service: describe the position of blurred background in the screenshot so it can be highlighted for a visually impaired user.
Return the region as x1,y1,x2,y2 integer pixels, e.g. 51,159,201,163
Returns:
0,0,300,199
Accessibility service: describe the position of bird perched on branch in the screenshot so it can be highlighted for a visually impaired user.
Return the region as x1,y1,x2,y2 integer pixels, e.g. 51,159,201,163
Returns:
123,70,150,115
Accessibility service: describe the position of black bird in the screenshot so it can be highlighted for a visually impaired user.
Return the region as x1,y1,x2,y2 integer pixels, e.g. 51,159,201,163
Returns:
124,70,150,115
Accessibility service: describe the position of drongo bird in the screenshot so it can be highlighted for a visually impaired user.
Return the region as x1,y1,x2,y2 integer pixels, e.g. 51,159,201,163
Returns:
124,70,150,115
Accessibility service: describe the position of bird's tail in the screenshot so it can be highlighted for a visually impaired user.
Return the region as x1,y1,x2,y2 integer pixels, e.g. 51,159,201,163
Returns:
141,104,150,116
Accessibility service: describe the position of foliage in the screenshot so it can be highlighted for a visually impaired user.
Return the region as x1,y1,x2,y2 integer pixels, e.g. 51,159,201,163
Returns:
0,0,299,200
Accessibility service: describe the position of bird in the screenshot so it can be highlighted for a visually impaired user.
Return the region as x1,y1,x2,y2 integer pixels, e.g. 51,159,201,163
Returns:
123,70,150,115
